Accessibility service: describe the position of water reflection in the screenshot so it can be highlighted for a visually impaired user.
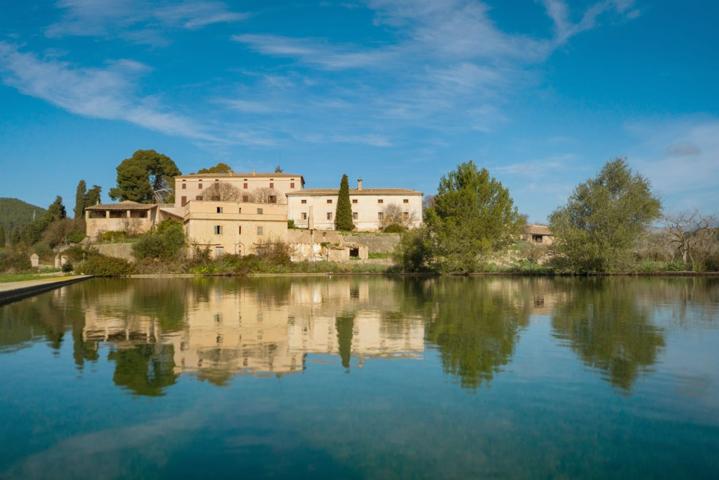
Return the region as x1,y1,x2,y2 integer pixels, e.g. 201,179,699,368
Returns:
0,277,717,395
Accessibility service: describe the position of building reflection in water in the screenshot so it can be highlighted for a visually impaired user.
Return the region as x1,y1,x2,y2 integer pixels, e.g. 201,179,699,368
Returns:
80,279,425,387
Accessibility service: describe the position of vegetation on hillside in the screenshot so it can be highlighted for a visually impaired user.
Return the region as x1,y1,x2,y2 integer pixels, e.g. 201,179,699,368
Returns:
0,197,46,234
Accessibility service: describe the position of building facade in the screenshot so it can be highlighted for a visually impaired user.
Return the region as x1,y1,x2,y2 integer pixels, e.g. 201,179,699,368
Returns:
287,179,423,231
175,172,304,208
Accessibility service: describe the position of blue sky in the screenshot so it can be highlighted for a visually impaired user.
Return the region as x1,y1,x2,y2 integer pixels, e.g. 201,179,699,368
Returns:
0,0,717,222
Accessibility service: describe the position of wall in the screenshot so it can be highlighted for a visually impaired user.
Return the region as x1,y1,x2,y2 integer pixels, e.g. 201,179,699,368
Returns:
85,212,155,240
93,242,135,261
175,173,303,208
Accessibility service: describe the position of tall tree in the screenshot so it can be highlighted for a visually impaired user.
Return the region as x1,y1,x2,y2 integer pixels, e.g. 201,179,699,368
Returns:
109,150,181,203
47,196,66,221
335,174,354,231
425,161,525,272
197,162,232,174
0,225,5,247
74,180,87,220
85,185,102,207
549,158,662,272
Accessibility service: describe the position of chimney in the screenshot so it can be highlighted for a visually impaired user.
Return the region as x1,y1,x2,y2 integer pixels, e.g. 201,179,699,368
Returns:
357,178,363,191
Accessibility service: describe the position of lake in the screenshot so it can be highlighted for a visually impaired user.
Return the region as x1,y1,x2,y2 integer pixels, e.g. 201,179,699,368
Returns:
1,277,718,479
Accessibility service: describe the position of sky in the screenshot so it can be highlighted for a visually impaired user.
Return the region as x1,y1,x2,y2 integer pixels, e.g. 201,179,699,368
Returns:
0,0,717,222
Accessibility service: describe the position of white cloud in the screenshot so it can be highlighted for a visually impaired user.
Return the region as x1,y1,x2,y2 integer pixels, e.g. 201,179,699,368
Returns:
0,42,217,142
47,0,247,42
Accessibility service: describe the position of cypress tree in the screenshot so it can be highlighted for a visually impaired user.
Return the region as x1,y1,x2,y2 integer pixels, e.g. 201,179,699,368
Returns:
74,179,87,220
85,185,102,207
335,174,354,231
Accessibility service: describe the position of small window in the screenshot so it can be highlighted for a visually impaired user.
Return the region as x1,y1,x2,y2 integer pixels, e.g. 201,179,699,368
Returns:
269,182,274,189
182,183,187,190
214,178,219,182
215,245,224,257
290,182,295,189
211,195,220,201
214,225,223,235
301,199,307,204
238,207,242,213
378,212,384,220
257,208,263,214
352,199,358,204
403,198,409,204
327,199,333,204
269,195,277,204
403,212,409,220
238,225,242,234
243,183,248,189
257,226,264,236
301,212,307,220
326,212,333,220
242,195,249,202
352,212,358,220
377,199,384,204
181,196,187,206
216,206,223,213
198,183,203,189
532,234,543,243
195,195,202,201
349,247,359,258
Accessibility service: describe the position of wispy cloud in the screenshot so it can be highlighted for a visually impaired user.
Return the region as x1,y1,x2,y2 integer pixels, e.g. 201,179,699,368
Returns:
47,0,247,43
0,42,217,141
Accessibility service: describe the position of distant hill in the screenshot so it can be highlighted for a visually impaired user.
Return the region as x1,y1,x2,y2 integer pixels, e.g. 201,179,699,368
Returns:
0,198,47,232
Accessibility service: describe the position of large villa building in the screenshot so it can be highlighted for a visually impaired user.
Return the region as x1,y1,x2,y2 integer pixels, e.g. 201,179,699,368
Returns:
85,170,424,257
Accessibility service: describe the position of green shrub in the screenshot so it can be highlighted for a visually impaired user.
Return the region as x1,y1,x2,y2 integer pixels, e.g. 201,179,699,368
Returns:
61,262,74,273
383,223,407,233
98,230,134,243
0,250,32,272
133,220,185,261
287,219,296,229
79,254,134,276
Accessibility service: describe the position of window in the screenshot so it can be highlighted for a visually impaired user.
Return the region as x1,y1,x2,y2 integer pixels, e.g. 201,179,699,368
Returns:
242,195,249,202
327,199,333,204
216,206,223,213
243,183,248,189
195,195,202,201
198,182,203,189
238,207,242,213
257,226,264,236
378,212,384,220
290,182,295,189
214,225,223,235
211,196,220,201
352,212,358,220
269,195,277,204
257,208,263,214
182,183,186,190
532,234,543,243
352,199,358,204
181,196,187,206
326,212,333,220
301,199,307,204
377,199,384,204
349,247,359,258
214,178,219,182
301,212,307,220
269,182,274,189
215,246,224,257
403,212,409,220
238,225,242,234
403,198,409,204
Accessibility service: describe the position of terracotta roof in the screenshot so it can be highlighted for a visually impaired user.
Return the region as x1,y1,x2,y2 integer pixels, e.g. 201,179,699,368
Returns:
287,188,422,197
526,224,552,236
178,172,304,180
86,201,156,211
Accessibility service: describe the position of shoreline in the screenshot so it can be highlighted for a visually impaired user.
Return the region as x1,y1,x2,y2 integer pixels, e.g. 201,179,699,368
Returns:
0,275,93,305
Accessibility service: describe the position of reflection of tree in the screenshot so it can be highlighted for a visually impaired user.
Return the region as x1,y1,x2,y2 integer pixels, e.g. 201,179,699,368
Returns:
420,279,531,389
551,279,665,391
108,344,178,396
335,313,355,369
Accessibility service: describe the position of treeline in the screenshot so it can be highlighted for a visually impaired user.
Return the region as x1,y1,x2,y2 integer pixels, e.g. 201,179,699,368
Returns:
395,158,718,274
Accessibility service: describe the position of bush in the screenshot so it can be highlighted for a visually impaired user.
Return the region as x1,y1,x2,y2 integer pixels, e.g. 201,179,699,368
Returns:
99,231,135,243
287,219,296,229
133,220,185,261
61,262,74,273
383,223,407,233
0,250,32,272
79,254,134,276
393,228,432,272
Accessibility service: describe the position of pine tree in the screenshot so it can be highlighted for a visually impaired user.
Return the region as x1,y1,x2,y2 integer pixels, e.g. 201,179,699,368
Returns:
74,180,87,220
85,185,102,207
335,174,354,231
47,196,66,221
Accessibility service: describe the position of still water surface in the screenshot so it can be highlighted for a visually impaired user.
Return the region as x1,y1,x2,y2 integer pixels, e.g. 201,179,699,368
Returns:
1,277,718,479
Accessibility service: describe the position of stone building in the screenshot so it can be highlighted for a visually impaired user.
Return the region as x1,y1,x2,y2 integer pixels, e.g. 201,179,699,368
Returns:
85,201,181,240
287,179,423,232
174,172,305,208
522,224,554,245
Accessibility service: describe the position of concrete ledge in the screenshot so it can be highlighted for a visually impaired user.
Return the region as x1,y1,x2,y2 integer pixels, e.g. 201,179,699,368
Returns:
0,275,93,306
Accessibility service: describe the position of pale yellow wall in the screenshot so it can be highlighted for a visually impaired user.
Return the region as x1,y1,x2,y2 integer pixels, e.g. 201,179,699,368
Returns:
287,193,423,231
175,174,303,208
183,201,288,257
85,208,156,240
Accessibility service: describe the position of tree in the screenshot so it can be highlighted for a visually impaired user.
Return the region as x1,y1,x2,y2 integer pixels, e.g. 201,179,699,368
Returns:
425,161,525,272
0,225,5,247
335,174,354,231
47,196,66,221
74,180,87,220
274,165,283,173
201,183,242,202
380,203,416,230
665,211,719,271
549,159,661,272
109,150,181,203
197,162,232,174
85,185,102,207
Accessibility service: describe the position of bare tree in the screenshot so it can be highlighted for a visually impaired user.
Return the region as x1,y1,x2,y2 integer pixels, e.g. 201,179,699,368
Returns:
201,183,242,202
381,203,417,229
665,211,719,270
250,187,285,204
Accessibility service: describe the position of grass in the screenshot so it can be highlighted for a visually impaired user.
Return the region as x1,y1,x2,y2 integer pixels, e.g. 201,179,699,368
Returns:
0,273,66,283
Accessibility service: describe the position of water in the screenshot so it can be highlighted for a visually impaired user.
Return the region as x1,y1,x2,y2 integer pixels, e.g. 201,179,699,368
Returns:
1,277,718,479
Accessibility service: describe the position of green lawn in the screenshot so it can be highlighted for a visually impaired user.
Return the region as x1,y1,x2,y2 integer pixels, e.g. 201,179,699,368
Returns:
0,273,65,283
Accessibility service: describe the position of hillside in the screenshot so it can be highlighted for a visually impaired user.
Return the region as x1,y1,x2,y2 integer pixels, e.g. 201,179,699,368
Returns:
0,198,47,232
